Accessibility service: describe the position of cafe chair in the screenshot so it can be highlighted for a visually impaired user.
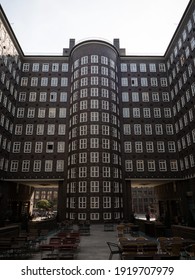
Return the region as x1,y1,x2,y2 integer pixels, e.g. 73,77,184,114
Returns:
166,242,182,258
106,242,122,260
157,237,168,253
183,244,195,259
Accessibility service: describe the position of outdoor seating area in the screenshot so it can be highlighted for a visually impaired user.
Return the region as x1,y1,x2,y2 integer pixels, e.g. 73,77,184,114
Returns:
117,231,195,260
0,223,195,260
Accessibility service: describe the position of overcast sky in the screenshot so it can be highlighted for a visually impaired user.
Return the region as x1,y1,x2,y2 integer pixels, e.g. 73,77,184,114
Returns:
0,0,191,55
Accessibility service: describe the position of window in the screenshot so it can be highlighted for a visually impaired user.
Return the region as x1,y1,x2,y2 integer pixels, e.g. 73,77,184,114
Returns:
41,77,48,86
134,124,141,135
42,63,49,72
25,124,33,135
49,108,56,118
40,92,47,102
90,166,99,177
166,124,173,135
90,197,99,208
155,124,163,135
148,160,156,171
122,92,129,102
81,56,88,65
90,66,98,74
58,108,66,118
130,63,137,72
136,160,144,171
164,108,171,118
78,197,86,209
123,124,131,135
131,78,138,86
91,55,98,63
47,124,55,135
33,160,41,172
143,108,151,118
157,141,165,152
19,92,26,102
170,160,178,171
152,92,159,101
24,142,32,153
102,100,109,110
36,124,44,135
13,142,21,153
154,108,161,118
90,181,99,192
103,197,111,208
123,108,130,118
46,142,54,153
80,139,87,149
79,181,87,193
27,108,35,118
90,88,98,97
52,63,59,72
168,141,176,152
80,100,88,110
124,142,132,153
35,142,43,153
132,92,139,102
121,78,128,86
45,160,53,172
22,160,30,172
161,78,168,87
142,92,149,102
90,77,98,85
159,160,167,171
102,152,110,163
21,77,28,86
135,142,143,153
121,63,127,72
79,152,87,163
90,138,99,148
79,167,87,177
15,124,23,135
146,142,154,153
32,63,39,72
61,63,68,72
50,92,57,102
60,92,67,102
31,77,38,87
90,125,99,134
58,124,66,135
133,108,140,118
101,56,108,65
51,77,58,86
141,78,148,87
10,160,18,172
22,63,29,72
140,63,146,72
61,78,68,86
17,108,24,118
102,166,110,177
57,142,65,153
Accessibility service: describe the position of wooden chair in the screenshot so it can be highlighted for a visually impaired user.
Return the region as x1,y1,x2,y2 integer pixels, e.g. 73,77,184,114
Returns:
142,243,158,255
157,237,168,253
166,242,182,258
39,244,54,259
183,244,195,259
116,225,125,237
106,242,122,260
122,243,138,259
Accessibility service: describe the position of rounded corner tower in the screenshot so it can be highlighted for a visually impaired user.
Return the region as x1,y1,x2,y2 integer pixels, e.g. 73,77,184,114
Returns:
58,39,130,223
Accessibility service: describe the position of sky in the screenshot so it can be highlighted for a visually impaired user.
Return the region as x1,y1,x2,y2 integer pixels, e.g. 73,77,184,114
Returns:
0,0,191,55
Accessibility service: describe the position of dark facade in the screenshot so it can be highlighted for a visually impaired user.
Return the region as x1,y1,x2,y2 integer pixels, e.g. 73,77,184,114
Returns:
0,1,195,224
